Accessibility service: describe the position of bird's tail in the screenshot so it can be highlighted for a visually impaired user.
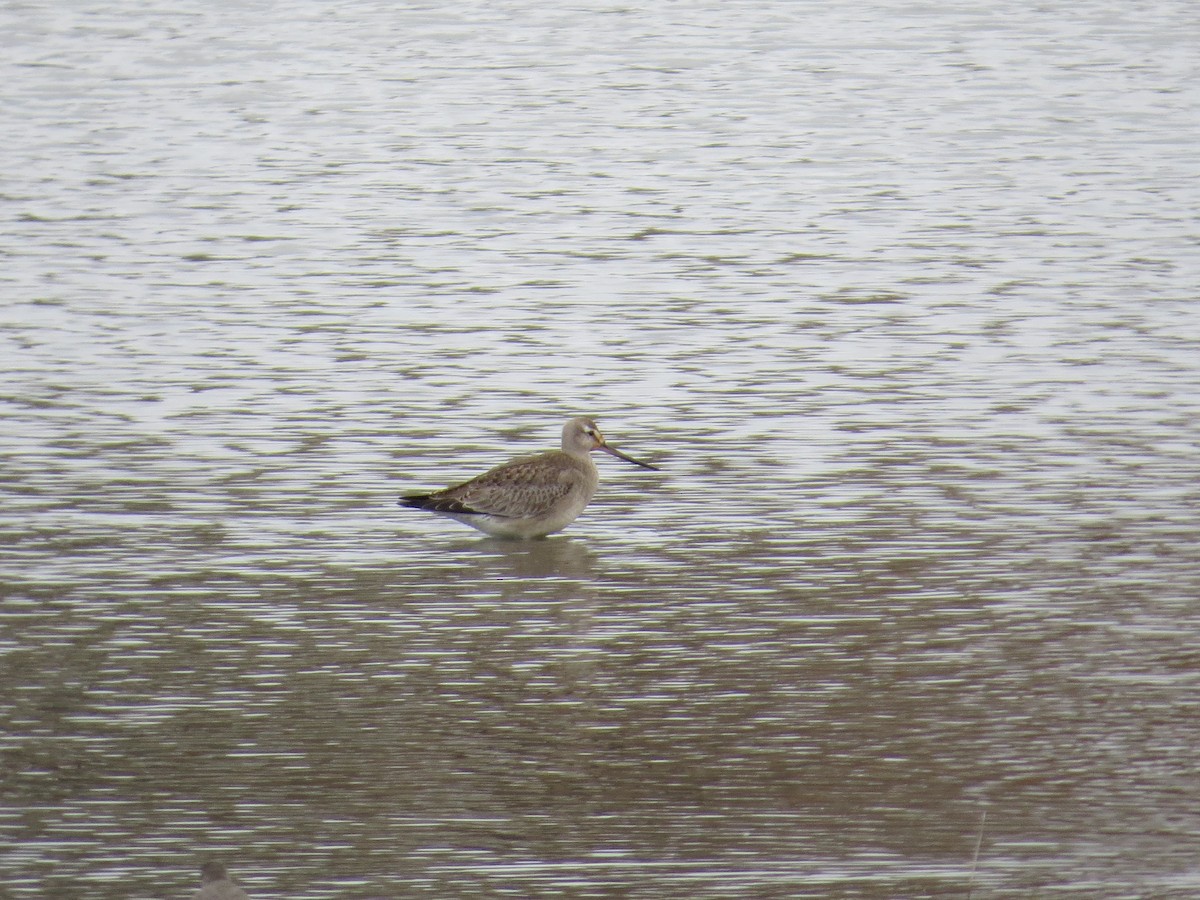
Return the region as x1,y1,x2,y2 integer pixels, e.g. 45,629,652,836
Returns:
398,494,433,510
399,493,487,516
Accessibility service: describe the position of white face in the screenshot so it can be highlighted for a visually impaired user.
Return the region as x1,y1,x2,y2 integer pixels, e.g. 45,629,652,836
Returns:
580,420,603,444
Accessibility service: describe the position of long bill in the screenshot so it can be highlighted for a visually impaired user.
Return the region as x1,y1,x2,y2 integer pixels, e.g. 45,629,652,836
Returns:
599,443,660,471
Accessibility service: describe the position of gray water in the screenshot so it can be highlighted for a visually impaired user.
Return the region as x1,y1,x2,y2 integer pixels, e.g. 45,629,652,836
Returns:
3,0,1199,897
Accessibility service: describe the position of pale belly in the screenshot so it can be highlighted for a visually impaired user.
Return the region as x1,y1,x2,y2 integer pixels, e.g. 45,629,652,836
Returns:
443,494,591,539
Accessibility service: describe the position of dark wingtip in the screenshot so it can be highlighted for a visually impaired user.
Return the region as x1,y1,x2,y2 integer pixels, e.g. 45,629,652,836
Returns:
399,494,486,516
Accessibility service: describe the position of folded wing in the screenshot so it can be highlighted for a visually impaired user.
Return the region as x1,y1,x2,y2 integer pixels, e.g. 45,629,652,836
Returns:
402,455,587,519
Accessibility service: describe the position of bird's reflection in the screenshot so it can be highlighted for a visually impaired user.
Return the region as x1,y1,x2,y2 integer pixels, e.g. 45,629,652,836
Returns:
445,535,597,581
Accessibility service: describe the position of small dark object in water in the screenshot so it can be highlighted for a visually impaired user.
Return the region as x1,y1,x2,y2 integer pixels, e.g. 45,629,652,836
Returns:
194,862,251,900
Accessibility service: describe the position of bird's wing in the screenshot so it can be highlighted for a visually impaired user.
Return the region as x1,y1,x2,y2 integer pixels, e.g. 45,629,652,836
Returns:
433,455,587,519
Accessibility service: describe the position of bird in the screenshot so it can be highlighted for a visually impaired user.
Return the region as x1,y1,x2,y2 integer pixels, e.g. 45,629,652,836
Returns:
193,862,250,900
399,417,659,538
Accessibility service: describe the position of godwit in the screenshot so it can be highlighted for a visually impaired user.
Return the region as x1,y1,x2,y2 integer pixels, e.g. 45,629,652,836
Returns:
399,417,659,538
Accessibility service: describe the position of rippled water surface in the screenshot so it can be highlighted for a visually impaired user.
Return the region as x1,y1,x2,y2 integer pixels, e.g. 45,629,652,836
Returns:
3,0,1199,897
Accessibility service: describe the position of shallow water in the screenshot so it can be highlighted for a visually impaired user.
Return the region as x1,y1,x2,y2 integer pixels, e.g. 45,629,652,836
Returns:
3,0,1199,897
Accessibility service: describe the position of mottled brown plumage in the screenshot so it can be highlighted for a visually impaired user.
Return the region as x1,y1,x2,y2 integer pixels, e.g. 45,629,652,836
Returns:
399,417,658,538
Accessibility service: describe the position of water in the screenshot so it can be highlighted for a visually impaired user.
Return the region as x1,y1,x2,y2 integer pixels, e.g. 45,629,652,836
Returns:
3,0,1198,896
